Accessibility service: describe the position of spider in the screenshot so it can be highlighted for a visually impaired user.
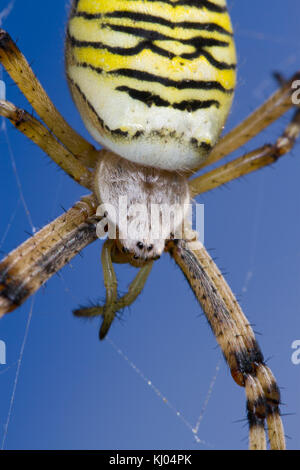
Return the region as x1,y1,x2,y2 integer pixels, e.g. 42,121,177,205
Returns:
0,0,299,450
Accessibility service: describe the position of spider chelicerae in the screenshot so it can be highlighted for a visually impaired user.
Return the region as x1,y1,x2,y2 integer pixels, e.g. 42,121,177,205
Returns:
0,0,300,450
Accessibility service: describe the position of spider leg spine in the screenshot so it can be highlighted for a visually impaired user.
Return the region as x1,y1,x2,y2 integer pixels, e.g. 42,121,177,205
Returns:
0,195,98,317
168,235,285,450
190,108,300,197
0,99,92,188
0,29,98,166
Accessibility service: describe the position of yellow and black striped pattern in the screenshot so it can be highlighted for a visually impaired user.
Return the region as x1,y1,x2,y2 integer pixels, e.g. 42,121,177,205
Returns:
66,0,236,170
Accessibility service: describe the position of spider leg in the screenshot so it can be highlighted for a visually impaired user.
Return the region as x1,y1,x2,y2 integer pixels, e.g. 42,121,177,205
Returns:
110,261,153,312
74,241,153,340
191,71,300,174
0,195,98,317
99,238,119,339
73,239,117,339
191,236,285,449
0,29,99,168
0,99,92,188
189,108,300,196
168,232,285,450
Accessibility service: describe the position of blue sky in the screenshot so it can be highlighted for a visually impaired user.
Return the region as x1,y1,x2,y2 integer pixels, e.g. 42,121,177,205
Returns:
0,0,300,450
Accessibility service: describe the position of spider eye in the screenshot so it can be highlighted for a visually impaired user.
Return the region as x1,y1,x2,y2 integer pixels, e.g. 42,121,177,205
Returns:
147,245,153,252
136,242,144,250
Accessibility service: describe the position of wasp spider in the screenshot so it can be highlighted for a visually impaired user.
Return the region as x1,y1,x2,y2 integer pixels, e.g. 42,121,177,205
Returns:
0,0,299,450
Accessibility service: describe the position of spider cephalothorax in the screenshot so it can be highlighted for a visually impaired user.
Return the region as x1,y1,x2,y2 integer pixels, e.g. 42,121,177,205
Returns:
94,150,190,263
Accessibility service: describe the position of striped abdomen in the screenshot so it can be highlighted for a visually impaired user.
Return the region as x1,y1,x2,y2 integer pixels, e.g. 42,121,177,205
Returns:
65,0,236,171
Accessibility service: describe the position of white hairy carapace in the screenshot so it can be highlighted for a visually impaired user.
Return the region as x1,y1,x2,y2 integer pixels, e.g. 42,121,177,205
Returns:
94,151,190,262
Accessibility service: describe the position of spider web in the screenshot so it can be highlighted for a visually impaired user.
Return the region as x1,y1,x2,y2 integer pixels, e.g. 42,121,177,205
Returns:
0,0,36,451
